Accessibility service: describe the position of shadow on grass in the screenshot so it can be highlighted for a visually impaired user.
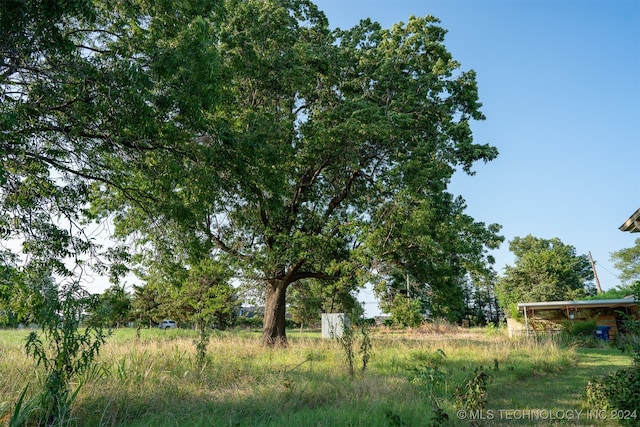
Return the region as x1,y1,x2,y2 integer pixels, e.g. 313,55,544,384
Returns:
487,347,632,426
75,371,441,427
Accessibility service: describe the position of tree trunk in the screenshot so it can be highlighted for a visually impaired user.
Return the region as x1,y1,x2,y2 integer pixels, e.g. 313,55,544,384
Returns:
262,281,288,347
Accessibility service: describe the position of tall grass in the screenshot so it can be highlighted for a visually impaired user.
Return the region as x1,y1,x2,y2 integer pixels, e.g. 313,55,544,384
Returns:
0,327,632,426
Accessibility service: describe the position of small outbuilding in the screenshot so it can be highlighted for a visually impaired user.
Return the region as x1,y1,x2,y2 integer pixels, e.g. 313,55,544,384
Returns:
507,209,640,337
321,313,349,338
509,298,638,338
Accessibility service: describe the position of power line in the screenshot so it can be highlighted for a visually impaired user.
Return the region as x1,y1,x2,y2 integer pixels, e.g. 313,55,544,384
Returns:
591,257,620,279
596,263,620,280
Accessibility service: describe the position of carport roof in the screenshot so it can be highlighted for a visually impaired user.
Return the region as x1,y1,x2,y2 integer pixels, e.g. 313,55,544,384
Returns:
517,298,637,311
620,208,640,233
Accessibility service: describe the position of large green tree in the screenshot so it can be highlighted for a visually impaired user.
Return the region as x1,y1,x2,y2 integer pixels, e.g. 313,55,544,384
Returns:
1,0,224,419
2,0,223,277
496,235,595,318
611,238,640,286
3,0,501,348
93,0,501,346
86,285,132,328
288,278,363,328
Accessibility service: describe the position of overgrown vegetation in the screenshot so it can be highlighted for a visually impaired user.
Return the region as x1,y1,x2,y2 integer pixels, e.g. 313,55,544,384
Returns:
584,285,640,425
1,327,632,426
454,366,492,413
584,368,640,425
0,0,638,422
5,280,109,426
496,235,596,319
407,348,448,424
334,315,373,378
560,320,600,347
563,320,598,338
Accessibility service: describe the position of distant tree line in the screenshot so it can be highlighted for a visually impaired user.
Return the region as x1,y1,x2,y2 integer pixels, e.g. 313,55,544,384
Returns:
4,232,636,332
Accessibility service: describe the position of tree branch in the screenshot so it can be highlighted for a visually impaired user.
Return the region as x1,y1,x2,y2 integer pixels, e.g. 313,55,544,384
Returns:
289,160,328,219
22,151,158,209
207,229,247,260
290,270,340,283
283,259,306,284
324,168,360,221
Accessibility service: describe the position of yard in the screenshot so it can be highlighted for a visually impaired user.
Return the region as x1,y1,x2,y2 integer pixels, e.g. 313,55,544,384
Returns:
0,326,634,426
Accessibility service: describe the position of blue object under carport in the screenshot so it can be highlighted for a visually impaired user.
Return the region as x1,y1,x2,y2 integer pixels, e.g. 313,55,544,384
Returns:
595,325,610,341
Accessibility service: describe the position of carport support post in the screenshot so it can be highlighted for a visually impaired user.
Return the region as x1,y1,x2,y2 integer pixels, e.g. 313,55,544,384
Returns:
523,305,529,336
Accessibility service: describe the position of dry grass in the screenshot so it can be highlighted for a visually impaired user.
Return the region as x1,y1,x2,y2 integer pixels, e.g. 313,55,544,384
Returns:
0,326,632,426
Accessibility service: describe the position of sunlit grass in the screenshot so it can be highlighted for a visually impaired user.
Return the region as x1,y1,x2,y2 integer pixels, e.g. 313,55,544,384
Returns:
0,326,633,426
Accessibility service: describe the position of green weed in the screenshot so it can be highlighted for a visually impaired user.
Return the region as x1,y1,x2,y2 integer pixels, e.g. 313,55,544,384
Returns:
0,327,634,426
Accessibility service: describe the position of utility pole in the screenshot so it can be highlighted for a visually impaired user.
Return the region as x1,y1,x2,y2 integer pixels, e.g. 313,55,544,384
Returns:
588,251,603,293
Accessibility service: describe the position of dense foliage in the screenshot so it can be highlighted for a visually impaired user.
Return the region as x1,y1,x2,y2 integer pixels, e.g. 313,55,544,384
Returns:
611,237,640,286
584,283,640,425
2,0,500,350
496,235,595,318
584,367,640,425
1,0,119,421
83,0,502,345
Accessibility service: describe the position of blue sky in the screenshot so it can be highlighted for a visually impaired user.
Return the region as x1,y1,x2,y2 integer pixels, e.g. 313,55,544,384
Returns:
314,0,640,297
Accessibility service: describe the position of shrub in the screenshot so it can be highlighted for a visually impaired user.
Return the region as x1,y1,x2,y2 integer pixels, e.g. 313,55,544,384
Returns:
563,320,597,337
235,316,263,329
454,366,492,413
585,315,640,426
406,349,452,425
336,317,373,378
584,367,640,425
24,280,108,425
616,317,640,364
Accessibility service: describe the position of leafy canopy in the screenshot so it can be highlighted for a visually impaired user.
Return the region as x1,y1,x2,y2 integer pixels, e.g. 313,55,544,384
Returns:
496,235,595,318
88,1,502,344
611,237,640,286
2,0,503,346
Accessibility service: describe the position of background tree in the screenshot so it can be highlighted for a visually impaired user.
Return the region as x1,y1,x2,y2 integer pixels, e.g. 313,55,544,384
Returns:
0,249,20,327
289,279,363,328
288,282,325,329
173,259,237,331
387,294,424,327
611,238,640,286
171,259,236,369
130,284,164,328
496,235,595,318
461,275,502,326
371,196,502,324
86,285,132,328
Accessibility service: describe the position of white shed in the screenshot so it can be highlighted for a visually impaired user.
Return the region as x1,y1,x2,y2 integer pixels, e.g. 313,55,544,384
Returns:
321,313,349,338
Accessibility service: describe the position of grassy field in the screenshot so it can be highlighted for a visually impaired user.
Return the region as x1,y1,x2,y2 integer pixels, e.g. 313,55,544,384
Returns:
0,326,633,426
